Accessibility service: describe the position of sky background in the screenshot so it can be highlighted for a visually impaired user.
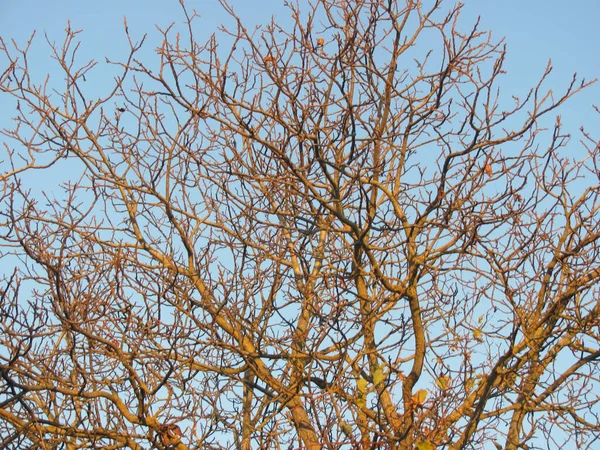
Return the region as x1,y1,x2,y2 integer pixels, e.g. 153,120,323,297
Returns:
1,0,598,277
0,0,598,198
1,0,598,134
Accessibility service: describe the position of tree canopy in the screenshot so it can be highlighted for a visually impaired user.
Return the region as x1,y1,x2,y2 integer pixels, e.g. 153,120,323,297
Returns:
1,1,599,449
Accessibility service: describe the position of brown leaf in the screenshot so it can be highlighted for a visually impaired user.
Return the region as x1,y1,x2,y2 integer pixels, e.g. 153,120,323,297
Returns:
485,163,493,177
159,423,183,446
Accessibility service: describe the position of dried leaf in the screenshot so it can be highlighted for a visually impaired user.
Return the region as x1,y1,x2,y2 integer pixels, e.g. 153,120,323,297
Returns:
413,389,428,404
435,375,450,391
159,423,183,446
373,367,384,386
485,163,493,176
340,420,353,437
415,440,435,450
357,377,368,393
465,377,475,392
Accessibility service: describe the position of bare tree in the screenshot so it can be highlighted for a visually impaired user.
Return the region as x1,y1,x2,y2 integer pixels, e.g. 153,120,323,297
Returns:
1,1,599,449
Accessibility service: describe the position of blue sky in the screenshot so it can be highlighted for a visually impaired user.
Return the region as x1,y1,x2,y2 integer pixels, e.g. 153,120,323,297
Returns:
1,0,597,262
1,0,598,136
460,0,599,134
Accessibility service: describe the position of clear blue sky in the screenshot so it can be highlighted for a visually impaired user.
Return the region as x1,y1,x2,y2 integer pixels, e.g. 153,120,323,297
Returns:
1,0,598,136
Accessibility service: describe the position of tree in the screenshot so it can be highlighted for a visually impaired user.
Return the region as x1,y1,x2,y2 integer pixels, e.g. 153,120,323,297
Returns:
1,0,599,448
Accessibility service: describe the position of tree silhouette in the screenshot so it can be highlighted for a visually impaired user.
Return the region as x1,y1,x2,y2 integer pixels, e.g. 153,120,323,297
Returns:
1,1,599,449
